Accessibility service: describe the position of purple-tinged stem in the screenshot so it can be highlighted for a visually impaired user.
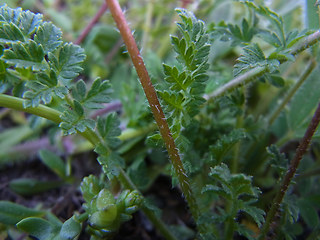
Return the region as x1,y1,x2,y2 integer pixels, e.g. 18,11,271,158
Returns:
259,100,320,239
89,100,122,119
74,2,108,45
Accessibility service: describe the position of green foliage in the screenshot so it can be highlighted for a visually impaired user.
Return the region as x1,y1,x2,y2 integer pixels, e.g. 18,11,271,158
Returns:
39,149,68,180
1,1,320,240
0,201,45,225
210,129,248,165
202,164,265,237
80,175,142,238
71,78,112,109
159,8,210,136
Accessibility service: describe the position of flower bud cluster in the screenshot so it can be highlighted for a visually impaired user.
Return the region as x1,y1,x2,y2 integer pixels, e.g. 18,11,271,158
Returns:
80,176,142,239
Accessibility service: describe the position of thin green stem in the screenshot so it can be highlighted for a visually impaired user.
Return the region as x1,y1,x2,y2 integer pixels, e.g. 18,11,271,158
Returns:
141,0,154,54
0,93,177,240
208,30,320,100
106,0,200,226
268,59,317,126
208,66,268,100
259,100,320,239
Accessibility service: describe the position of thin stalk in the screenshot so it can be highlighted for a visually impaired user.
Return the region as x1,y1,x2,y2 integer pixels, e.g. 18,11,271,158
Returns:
268,59,317,126
208,66,268,100
141,0,154,54
259,100,320,239
106,0,200,225
0,93,177,240
74,2,108,45
208,30,320,100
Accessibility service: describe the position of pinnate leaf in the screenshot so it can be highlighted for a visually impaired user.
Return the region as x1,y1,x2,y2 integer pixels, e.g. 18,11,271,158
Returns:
72,78,112,109
49,43,86,86
34,22,63,54
0,5,42,39
23,70,68,107
0,22,24,44
60,100,95,135
2,40,46,70
96,113,121,148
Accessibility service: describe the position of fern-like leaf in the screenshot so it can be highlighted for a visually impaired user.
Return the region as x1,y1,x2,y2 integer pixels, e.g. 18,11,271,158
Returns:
202,163,265,231
159,8,211,140
96,113,121,149
48,43,86,86
59,100,95,135
71,78,112,109
0,5,42,44
23,70,68,108
2,40,46,71
233,44,279,77
34,22,63,54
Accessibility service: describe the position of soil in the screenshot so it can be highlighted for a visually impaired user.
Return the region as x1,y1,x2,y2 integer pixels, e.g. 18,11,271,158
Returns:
0,151,193,240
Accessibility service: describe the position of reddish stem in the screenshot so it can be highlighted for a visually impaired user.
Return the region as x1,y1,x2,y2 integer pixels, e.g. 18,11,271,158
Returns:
74,2,108,45
259,100,320,239
105,0,199,222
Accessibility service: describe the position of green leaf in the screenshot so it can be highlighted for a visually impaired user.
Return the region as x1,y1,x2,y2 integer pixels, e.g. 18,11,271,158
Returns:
0,201,44,225
48,43,86,86
243,1,285,44
34,22,63,54
17,217,59,240
60,216,81,240
158,90,184,118
233,44,266,77
266,144,287,179
80,175,104,203
39,149,67,179
0,22,25,44
240,205,265,228
0,5,23,26
0,5,42,40
2,40,46,70
23,70,68,107
96,113,121,148
60,100,95,135
163,64,192,91
19,8,43,36
72,78,112,109
96,152,125,178
210,129,247,165
9,178,62,196
257,30,282,47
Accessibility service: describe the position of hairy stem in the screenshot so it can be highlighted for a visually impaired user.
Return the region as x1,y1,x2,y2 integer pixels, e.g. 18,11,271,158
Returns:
0,93,177,240
268,59,317,126
106,0,200,224
208,66,268,100
208,30,320,100
74,2,108,44
259,100,320,239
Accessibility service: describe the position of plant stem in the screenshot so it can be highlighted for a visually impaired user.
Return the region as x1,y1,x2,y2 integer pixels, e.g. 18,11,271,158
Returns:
141,0,154,54
74,1,108,45
208,30,320,100
208,66,268,100
0,93,177,240
268,59,317,126
106,0,200,224
259,100,320,239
